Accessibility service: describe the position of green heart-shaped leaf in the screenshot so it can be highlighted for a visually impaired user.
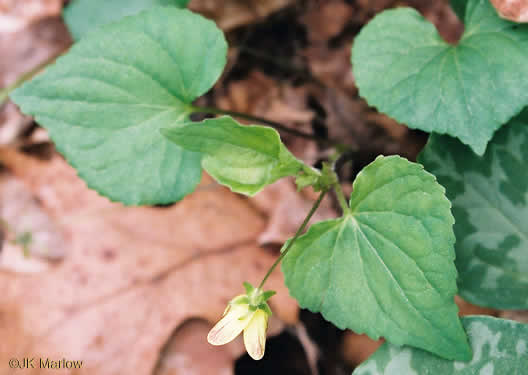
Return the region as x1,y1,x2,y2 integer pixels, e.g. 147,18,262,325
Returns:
12,8,227,205
282,155,471,361
420,110,528,309
352,0,528,155
161,116,309,195
353,316,528,374
64,0,190,41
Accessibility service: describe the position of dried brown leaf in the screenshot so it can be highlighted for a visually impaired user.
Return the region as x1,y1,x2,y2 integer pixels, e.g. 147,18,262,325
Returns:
0,175,66,268
0,150,298,375
301,1,354,43
341,332,383,367
499,310,528,323
305,45,355,93
154,319,236,375
0,102,33,146
215,70,317,162
0,7,70,145
251,179,336,246
189,0,295,31
490,0,528,22
455,296,499,317
0,0,62,33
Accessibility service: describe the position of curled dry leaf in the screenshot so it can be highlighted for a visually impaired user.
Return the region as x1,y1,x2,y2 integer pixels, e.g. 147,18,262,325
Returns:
0,149,298,375
490,0,528,22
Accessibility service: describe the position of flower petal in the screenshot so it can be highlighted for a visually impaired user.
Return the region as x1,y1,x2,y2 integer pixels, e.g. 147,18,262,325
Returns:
208,304,253,346
243,309,268,360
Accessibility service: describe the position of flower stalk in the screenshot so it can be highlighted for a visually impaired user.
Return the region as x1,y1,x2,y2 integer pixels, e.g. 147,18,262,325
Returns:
257,189,328,290
208,154,350,361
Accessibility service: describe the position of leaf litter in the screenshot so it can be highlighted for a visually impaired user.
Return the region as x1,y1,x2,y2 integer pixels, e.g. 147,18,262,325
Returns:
0,149,299,375
1,0,524,374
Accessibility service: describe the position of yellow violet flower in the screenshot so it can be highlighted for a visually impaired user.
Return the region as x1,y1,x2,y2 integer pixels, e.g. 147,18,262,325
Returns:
207,282,275,360
242,308,268,360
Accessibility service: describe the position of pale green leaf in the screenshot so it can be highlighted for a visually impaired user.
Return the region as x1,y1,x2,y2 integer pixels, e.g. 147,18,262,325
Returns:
352,0,528,155
64,0,190,41
353,316,528,375
11,8,227,205
419,110,528,309
161,116,306,195
282,155,471,361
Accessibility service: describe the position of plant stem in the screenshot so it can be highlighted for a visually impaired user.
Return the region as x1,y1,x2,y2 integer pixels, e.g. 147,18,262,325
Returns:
333,182,350,214
258,190,327,289
331,151,354,214
191,105,335,146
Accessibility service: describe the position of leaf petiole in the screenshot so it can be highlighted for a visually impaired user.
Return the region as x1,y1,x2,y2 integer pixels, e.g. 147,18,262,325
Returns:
333,182,350,214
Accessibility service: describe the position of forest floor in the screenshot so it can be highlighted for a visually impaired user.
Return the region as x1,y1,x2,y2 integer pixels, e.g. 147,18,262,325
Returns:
0,1,526,374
